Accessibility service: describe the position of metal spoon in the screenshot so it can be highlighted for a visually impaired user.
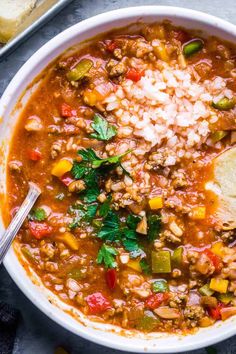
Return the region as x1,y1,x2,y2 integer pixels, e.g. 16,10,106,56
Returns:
0,182,41,265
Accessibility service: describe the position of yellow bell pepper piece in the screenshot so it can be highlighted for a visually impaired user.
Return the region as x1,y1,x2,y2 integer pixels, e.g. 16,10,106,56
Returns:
127,260,142,272
209,278,229,294
83,87,105,107
153,42,169,62
211,242,224,257
83,90,99,106
56,232,79,251
218,292,234,304
149,196,163,210
190,206,206,220
51,159,72,178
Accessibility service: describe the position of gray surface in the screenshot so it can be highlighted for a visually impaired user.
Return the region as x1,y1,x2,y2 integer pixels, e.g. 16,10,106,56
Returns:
0,0,236,353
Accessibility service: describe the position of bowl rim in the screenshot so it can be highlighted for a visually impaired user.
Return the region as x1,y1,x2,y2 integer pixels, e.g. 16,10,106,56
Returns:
1,5,236,353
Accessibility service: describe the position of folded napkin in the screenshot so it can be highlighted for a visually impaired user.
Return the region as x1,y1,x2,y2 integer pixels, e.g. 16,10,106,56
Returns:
0,302,20,354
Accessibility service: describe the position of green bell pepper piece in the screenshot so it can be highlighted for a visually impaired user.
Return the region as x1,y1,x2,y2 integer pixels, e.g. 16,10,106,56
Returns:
67,59,93,81
136,311,159,332
183,39,203,57
212,97,235,111
152,279,169,293
199,283,214,296
152,250,171,273
171,247,183,267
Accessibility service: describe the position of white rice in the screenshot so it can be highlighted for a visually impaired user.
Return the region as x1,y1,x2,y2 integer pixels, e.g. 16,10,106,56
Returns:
103,61,234,164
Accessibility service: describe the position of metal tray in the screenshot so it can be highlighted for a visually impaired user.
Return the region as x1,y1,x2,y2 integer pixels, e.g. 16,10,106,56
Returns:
0,0,74,61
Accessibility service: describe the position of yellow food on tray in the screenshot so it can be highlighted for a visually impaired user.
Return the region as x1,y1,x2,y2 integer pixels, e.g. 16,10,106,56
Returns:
0,0,37,43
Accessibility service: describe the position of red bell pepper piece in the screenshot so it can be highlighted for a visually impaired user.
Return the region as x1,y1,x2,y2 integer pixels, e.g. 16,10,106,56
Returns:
105,269,117,290
203,249,222,272
86,292,111,315
125,68,144,82
208,302,226,320
28,221,53,240
28,149,42,161
60,172,75,187
145,292,170,310
61,103,77,118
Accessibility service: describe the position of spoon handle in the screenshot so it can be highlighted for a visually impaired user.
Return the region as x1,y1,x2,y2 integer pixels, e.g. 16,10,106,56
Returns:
0,182,41,265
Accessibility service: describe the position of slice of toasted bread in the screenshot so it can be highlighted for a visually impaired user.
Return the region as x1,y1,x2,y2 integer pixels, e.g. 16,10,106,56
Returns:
0,0,37,43
207,147,236,230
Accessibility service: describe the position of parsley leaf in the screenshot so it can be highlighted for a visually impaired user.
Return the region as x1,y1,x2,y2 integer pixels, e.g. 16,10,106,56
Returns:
147,214,161,241
122,239,140,252
84,204,98,220
97,210,144,255
99,195,112,217
29,208,46,221
77,148,131,169
78,148,99,162
71,159,100,202
126,214,141,229
83,187,100,203
90,113,117,141
68,205,85,229
71,148,131,203
82,168,100,203
69,203,98,229
71,162,88,179
97,244,118,268
140,259,151,274
97,210,120,241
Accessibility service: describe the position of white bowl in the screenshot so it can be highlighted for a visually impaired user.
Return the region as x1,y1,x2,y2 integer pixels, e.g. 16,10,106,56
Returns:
0,6,236,353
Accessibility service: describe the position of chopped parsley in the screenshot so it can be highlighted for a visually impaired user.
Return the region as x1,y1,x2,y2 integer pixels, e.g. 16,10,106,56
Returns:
99,195,112,218
83,169,100,203
147,214,161,241
97,244,118,268
122,239,140,252
97,210,143,255
84,204,98,220
90,113,117,141
126,214,141,229
77,148,131,169
28,208,46,221
140,259,151,274
69,203,98,229
71,148,131,203
71,161,89,180
97,210,120,241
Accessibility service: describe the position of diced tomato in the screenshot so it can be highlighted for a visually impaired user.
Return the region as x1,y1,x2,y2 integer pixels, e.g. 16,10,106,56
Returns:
61,103,77,118
28,221,53,240
60,172,75,187
105,269,117,290
106,41,117,52
208,302,226,320
28,149,42,161
203,249,222,272
86,292,111,315
125,68,144,82
145,292,170,310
